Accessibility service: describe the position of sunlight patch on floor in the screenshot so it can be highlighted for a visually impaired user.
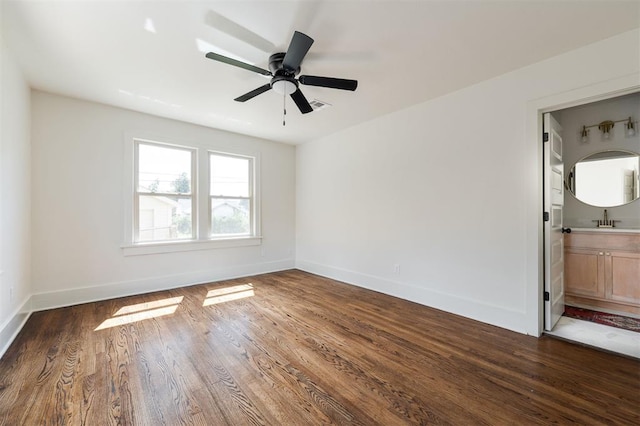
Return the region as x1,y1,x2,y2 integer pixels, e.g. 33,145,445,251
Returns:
114,296,184,316
95,305,179,331
94,284,257,330
203,283,254,306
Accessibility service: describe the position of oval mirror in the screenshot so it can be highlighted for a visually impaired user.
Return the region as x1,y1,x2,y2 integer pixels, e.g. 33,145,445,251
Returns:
566,150,640,207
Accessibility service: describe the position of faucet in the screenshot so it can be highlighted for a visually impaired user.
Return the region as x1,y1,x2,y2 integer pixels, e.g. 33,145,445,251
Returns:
594,209,616,228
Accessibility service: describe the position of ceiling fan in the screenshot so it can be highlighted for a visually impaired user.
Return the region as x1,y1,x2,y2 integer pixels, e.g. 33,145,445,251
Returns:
205,31,358,115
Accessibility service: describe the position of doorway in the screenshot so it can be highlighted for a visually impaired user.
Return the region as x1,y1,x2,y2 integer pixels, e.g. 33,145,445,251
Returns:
541,92,640,358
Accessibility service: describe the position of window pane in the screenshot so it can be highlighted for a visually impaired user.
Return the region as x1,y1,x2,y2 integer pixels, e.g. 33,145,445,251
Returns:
211,198,250,236
138,143,192,194
138,195,192,241
210,154,250,197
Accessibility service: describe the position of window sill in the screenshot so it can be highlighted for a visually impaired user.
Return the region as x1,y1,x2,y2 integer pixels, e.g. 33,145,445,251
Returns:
121,236,262,256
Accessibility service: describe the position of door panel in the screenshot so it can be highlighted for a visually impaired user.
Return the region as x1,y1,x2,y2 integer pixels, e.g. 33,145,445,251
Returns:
544,113,565,331
607,251,640,304
564,249,603,298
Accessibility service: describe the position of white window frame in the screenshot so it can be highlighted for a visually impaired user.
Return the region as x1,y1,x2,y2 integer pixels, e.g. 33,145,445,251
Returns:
209,151,255,239
122,133,261,256
134,140,197,243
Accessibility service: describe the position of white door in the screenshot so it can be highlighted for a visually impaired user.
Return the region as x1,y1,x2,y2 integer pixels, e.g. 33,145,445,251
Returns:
544,113,565,331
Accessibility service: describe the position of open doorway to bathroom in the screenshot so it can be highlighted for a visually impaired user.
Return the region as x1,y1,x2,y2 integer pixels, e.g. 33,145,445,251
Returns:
543,92,640,358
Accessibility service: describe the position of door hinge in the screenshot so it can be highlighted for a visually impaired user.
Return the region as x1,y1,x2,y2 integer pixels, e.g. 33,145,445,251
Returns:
543,132,549,142
544,291,550,301
543,212,549,222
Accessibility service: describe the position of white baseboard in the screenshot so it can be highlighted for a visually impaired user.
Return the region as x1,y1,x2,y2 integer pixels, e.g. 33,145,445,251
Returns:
295,259,528,334
0,296,32,360
32,259,295,311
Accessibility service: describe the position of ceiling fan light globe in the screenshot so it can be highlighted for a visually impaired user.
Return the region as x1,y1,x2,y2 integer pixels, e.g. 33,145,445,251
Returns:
272,80,297,95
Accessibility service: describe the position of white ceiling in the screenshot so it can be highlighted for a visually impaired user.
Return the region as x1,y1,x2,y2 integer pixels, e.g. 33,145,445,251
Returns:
2,1,639,145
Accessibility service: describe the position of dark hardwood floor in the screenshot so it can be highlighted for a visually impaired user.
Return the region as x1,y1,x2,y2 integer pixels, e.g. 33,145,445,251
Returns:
1,270,638,425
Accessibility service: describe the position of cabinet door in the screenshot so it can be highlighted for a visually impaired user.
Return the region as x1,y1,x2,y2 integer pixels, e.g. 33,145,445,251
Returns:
565,248,604,299
606,251,640,305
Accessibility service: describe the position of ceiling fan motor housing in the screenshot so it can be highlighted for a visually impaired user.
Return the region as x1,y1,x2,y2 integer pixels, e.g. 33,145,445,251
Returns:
269,53,299,94
269,52,300,76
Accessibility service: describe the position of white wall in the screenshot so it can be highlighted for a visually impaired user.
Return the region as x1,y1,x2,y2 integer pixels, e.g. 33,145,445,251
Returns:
30,92,296,309
296,29,640,334
556,93,640,229
0,34,32,355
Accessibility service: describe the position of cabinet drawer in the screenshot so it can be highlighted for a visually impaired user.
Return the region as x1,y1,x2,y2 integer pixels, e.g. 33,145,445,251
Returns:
564,232,640,251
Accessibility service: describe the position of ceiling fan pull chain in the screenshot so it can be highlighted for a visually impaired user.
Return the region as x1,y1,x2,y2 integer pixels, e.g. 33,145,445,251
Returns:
282,91,287,126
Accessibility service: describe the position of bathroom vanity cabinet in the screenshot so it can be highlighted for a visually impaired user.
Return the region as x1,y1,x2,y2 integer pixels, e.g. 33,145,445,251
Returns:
564,230,640,316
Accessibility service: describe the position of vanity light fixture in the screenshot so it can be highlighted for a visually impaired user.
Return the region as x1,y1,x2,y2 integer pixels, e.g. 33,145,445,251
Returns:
579,116,636,141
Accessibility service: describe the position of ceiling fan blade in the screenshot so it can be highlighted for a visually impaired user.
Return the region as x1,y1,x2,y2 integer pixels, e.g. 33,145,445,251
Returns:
282,31,314,71
205,52,272,76
299,75,358,91
290,89,313,114
234,84,272,102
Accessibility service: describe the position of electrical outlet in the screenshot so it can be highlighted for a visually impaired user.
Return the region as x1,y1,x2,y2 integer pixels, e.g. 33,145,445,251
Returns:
9,286,14,302
393,264,400,274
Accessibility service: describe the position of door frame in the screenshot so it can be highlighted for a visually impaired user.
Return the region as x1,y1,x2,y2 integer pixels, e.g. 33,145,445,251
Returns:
525,74,640,337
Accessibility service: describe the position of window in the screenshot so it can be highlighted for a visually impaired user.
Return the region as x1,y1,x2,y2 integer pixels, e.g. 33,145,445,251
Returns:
134,141,195,243
125,135,261,254
210,153,253,238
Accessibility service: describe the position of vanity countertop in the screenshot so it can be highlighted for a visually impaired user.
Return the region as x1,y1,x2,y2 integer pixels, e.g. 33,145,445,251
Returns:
568,228,640,234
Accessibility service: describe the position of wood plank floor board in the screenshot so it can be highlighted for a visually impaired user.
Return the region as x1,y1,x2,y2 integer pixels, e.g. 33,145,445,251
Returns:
178,287,313,425
1,270,639,425
132,302,240,425
200,300,369,425
260,286,536,423
237,286,438,423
